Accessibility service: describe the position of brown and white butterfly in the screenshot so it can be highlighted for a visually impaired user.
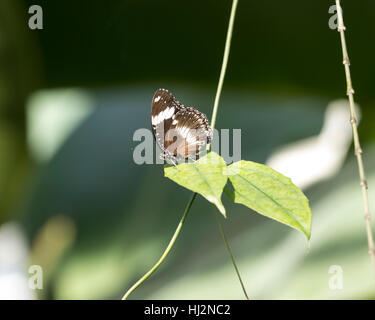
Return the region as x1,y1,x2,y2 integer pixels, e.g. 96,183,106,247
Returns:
151,88,212,165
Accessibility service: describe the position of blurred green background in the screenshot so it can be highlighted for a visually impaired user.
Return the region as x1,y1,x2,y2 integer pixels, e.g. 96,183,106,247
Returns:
1,0,375,299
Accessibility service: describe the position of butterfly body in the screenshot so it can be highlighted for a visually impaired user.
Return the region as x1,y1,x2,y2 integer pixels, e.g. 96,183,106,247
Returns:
151,89,212,165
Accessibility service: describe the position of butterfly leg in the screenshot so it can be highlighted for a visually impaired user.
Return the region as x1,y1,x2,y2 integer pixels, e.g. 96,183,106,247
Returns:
170,159,178,167
187,154,197,163
160,152,178,167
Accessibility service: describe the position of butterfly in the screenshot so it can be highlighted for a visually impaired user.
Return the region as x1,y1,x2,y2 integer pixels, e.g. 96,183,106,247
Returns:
151,88,213,165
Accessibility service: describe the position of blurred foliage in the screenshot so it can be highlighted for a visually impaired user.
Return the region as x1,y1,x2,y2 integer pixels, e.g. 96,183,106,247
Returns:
21,1,375,99
0,0,42,224
21,86,326,299
23,0,375,138
0,0,375,299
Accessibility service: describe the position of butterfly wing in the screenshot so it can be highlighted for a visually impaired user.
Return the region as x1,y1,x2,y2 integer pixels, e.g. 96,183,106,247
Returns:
165,107,212,159
151,89,181,153
151,88,212,161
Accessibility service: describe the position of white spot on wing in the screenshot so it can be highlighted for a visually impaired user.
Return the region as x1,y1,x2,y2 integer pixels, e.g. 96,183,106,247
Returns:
151,107,175,125
154,96,161,102
164,107,175,119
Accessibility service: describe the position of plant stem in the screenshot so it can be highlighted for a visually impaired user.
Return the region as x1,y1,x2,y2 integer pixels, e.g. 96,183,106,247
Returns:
122,0,241,299
335,0,375,272
215,211,249,299
209,0,249,300
122,193,197,300
210,0,238,131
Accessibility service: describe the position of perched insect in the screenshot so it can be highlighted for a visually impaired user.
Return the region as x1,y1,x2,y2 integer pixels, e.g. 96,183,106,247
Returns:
151,89,213,165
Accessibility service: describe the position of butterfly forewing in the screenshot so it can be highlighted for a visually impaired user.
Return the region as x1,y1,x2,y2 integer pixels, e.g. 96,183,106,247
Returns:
151,89,179,151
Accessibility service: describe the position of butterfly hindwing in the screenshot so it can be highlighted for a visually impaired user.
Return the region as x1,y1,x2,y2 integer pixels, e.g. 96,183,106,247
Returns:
166,107,212,158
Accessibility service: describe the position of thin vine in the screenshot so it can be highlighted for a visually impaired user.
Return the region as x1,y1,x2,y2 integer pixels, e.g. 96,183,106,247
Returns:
122,193,196,300
335,0,375,273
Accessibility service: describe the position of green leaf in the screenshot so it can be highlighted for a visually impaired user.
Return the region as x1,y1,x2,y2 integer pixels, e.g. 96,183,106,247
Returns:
164,152,228,217
224,161,312,239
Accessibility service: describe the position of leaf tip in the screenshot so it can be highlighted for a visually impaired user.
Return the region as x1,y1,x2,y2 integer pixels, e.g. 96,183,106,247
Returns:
216,202,226,218
207,195,226,217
